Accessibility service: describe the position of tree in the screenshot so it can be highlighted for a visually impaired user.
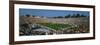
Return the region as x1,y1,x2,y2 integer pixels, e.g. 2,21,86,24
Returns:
26,14,30,17
71,14,81,18
65,14,71,18
71,14,76,18
76,14,80,17
81,14,86,17
53,17,57,18
32,15,35,17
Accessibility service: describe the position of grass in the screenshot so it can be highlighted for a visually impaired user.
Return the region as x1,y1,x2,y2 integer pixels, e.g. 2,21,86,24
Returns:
39,23,72,30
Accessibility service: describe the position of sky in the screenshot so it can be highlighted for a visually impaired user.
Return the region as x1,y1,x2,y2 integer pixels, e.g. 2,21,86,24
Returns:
19,8,89,17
